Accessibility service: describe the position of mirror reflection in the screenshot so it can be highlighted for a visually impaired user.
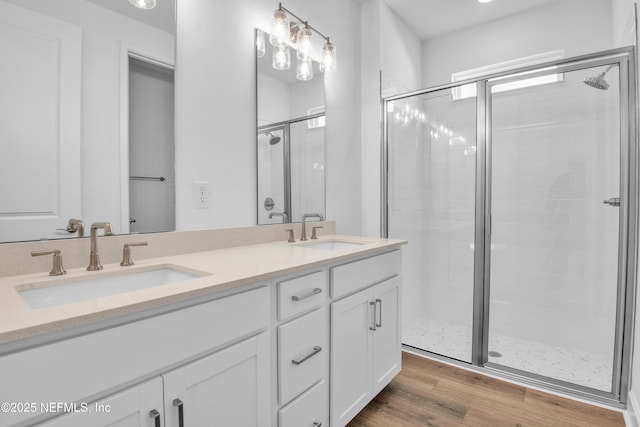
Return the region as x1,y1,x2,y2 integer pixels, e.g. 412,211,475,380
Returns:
0,0,175,243
256,29,326,224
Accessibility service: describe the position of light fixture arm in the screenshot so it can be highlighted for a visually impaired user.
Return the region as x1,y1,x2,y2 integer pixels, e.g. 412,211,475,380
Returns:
277,3,331,43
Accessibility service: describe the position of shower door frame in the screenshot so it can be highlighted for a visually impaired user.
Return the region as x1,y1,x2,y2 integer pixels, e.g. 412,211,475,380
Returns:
381,47,638,406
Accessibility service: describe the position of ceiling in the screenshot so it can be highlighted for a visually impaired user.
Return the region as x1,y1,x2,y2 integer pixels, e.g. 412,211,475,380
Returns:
84,0,175,33
383,0,564,41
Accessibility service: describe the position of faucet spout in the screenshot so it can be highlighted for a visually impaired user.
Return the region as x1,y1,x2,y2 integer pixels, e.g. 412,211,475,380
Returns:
268,211,289,223
87,222,113,271
300,213,324,241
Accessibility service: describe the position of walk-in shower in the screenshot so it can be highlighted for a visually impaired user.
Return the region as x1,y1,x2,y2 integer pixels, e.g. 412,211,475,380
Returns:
383,47,637,405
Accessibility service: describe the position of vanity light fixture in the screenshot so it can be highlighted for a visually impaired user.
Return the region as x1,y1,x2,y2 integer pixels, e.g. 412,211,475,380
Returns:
268,3,337,79
256,30,266,58
128,0,156,10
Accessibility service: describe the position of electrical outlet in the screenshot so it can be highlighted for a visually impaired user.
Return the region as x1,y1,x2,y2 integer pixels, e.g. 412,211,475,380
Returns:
193,181,211,209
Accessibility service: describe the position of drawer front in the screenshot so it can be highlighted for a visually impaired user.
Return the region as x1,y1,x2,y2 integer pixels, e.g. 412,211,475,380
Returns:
278,307,328,405
278,270,327,321
279,379,328,427
331,250,401,298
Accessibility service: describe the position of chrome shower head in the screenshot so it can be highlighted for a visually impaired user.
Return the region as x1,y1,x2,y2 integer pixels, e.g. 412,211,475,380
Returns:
267,132,281,145
583,65,614,90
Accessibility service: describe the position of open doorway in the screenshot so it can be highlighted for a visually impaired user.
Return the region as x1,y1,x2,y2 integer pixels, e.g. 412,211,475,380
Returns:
128,56,175,233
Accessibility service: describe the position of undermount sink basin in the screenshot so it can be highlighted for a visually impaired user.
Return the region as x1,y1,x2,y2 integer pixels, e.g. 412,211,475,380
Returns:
295,239,366,251
17,265,208,309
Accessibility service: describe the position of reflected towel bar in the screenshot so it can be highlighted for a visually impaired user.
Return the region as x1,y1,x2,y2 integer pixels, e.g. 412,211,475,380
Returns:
130,176,166,182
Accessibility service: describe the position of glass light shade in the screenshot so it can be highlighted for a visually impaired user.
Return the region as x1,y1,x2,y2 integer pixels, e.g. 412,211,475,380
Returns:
296,27,313,58
297,57,313,81
270,9,288,46
319,41,336,73
128,0,156,9
256,31,266,58
272,44,291,70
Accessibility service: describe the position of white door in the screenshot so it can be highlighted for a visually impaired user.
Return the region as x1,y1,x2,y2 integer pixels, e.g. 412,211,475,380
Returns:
330,288,373,427
163,333,270,427
37,377,164,427
0,1,81,242
372,276,402,395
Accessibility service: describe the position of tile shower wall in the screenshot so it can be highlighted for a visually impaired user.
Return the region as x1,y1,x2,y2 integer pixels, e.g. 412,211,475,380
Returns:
489,68,620,357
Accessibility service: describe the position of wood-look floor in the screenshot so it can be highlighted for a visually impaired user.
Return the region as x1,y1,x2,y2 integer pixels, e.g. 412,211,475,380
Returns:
347,351,625,427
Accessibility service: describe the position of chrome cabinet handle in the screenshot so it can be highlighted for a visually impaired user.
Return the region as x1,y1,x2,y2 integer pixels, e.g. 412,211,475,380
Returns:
369,300,377,331
173,399,184,427
149,409,161,427
313,422,322,427
604,197,620,207
375,298,382,328
291,287,322,301
292,345,322,365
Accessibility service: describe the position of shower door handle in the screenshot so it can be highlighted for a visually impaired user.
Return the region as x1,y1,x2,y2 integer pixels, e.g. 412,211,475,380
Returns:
603,197,620,207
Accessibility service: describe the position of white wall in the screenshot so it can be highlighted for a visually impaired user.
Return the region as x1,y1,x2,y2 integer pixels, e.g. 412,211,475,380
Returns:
176,0,362,234
422,0,614,87
360,0,423,238
3,0,175,235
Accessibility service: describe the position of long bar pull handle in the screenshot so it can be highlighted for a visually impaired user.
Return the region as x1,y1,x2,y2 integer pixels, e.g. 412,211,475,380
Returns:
291,287,322,301
292,346,322,365
173,399,184,427
369,301,377,331
604,197,620,207
375,298,383,328
149,409,161,427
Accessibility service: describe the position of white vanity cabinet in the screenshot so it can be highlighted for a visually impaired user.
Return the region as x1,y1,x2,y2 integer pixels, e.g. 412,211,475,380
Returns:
1,285,271,427
330,251,402,427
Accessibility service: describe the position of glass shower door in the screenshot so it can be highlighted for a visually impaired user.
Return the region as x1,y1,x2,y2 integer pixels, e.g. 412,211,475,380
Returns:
387,84,477,362
486,64,622,392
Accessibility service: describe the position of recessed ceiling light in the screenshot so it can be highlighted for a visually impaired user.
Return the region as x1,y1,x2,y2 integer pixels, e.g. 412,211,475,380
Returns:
129,0,156,10
478,0,493,3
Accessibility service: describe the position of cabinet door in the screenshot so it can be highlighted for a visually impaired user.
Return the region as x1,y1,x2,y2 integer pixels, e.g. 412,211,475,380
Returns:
36,377,163,427
372,276,402,395
330,288,374,427
163,332,270,427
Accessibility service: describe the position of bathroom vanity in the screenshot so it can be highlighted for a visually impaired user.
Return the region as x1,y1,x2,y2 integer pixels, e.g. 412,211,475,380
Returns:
0,233,404,427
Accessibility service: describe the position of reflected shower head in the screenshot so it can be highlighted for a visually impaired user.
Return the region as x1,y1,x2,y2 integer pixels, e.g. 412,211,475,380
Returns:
583,65,614,90
267,132,281,145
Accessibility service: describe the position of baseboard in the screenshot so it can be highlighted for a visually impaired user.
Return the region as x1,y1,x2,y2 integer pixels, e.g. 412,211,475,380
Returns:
626,390,640,427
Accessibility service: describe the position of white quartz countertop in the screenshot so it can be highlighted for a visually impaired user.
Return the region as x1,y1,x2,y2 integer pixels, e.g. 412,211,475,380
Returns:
0,235,405,345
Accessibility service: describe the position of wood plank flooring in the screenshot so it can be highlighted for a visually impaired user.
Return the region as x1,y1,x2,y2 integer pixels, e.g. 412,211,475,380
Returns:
347,351,625,427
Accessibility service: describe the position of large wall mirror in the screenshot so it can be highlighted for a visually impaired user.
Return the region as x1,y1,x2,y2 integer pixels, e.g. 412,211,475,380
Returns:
0,0,175,243
256,29,326,225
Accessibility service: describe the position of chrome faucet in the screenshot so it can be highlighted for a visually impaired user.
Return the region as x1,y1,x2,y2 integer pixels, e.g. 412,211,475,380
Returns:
268,211,289,223
87,222,113,271
300,213,324,241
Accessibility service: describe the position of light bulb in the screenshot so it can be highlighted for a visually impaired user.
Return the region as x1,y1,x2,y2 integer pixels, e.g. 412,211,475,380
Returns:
256,31,266,58
128,0,156,9
297,57,313,81
319,40,336,73
296,27,313,58
270,9,288,46
272,44,290,70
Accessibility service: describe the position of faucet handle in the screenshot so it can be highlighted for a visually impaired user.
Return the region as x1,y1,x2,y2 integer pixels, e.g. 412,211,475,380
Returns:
285,229,296,243
32,249,66,276
311,226,324,240
120,242,148,266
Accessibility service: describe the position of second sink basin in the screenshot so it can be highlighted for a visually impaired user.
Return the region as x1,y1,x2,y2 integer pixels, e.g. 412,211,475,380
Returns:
295,239,366,251
17,265,209,309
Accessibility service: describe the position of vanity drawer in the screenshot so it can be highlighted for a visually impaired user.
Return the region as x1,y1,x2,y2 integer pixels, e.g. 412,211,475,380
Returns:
278,379,328,427
278,270,327,320
278,307,328,405
331,250,401,298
